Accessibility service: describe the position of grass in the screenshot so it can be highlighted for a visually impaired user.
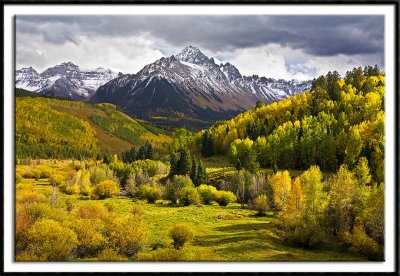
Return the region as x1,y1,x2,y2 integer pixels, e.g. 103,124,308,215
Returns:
23,177,367,262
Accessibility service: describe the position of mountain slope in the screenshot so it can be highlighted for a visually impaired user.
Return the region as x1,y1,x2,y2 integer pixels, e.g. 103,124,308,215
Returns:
15,62,121,101
197,66,384,181
16,97,171,159
92,46,311,129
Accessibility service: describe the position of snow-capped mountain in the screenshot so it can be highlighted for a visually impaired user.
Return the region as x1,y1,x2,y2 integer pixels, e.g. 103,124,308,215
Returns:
16,62,120,101
91,46,311,129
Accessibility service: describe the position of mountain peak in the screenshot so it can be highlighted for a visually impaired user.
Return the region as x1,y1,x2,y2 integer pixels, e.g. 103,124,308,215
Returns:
60,62,80,69
220,62,242,81
176,45,209,65
18,66,38,74
179,45,202,55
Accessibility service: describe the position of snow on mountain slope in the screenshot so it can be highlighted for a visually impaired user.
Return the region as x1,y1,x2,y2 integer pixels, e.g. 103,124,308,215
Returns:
15,62,120,101
92,46,312,129
16,46,312,129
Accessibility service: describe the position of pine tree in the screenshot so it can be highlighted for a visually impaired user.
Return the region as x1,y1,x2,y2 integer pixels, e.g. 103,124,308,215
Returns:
196,160,208,185
242,148,259,173
169,153,179,177
146,143,154,159
137,145,146,160
201,130,214,157
129,146,137,162
191,156,198,184
103,151,111,164
177,147,192,175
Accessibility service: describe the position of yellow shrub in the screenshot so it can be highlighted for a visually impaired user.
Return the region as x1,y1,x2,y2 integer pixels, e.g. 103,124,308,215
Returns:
76,202,109,220
170,224,194,249
92,180,119,199
26,219,78,261
108,215,149,256
96,248,128,261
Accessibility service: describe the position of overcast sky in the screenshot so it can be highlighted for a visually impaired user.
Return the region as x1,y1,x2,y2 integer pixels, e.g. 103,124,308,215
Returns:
16,15,384,81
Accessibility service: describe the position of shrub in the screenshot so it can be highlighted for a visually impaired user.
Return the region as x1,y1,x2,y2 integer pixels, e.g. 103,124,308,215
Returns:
137,185,162,203
31,168,42,181
26,219,78,261
61,179,80,195
15,173,23,184
197,184,217,204
170,224,194,249
76,202,109,220
49,173,65,187
92,180,119,199
80,184,92,197
349,223,383,261
65,197,78,212
39,167,52,178
15,204,32,252
254,194,269,215
96,248,128,261
108,215,149,256
67,218,106,257
179,187,200,206
165,175,194,204
215,190,237,206
16,188,47,205
284,215,327,248
24,202,55,221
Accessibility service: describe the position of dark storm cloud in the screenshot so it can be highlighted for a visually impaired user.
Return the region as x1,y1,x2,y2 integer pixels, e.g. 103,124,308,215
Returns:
16,15,384,57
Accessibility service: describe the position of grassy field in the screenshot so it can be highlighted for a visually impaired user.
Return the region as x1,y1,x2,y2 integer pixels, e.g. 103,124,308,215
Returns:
22,176,366,262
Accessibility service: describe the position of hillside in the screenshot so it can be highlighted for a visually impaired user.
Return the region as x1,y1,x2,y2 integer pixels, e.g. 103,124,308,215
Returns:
16,96,171,159
198,65,384,183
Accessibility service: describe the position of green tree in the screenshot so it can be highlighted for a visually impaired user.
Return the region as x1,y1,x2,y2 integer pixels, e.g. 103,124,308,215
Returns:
196,160,208,185
177,147,192,176
169,153,179,177
201,130,214,157
242,148,259,173
146,143,154,159
190,156,198,184
165,175,194,204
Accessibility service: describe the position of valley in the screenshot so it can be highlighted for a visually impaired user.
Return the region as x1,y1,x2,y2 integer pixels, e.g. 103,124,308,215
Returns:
14,65,385,262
